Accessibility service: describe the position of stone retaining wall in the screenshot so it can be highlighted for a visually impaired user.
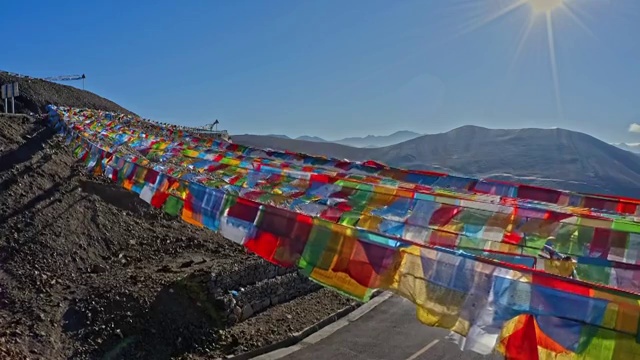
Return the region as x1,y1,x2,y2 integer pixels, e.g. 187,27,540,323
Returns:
208,259,294,293
207,259,321,325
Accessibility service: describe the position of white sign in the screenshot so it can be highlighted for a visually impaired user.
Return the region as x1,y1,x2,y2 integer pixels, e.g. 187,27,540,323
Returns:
1,82,19,99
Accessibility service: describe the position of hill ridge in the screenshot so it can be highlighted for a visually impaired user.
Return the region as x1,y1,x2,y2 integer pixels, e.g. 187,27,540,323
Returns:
0,71,133,115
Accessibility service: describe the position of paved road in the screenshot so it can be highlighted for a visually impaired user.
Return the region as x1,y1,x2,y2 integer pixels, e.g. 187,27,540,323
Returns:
279,295,503,360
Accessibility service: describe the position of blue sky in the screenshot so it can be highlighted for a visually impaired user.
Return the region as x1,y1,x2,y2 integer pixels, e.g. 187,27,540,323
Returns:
2,0,639,142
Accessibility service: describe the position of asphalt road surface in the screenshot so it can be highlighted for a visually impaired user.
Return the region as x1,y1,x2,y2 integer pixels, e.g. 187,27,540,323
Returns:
280,295,504,360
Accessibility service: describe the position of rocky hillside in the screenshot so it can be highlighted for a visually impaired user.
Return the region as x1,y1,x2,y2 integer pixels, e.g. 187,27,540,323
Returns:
0,115,352,357
0,71,132,115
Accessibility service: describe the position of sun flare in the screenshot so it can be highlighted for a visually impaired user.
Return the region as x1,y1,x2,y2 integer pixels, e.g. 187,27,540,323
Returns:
449,0,595,120
527,0,565,14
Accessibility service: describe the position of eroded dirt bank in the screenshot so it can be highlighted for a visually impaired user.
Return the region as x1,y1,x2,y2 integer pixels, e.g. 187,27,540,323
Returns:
0,114,353,359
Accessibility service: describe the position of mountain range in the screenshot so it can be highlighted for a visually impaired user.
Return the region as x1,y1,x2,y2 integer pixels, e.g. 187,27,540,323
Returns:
235,126,640,198
258,130,423,148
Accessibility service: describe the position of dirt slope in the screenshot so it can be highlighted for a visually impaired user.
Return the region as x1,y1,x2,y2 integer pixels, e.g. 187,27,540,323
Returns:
0,114,352,359
0,72,132,115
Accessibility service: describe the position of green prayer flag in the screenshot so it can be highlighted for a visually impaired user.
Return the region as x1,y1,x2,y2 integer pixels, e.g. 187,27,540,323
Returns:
163,195,184,216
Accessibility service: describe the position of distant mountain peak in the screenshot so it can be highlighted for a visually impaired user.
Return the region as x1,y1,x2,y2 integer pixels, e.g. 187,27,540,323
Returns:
247,130,424,147
296,135,327,142
390,130,422,136
334,130,423,148
262,134,291,139
443,125,492,136
449,125,490,131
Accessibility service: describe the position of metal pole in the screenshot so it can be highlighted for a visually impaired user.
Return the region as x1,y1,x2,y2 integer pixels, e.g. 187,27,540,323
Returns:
11,97,15,114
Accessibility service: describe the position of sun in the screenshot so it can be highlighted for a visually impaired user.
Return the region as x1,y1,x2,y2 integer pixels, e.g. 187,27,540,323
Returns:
448,0,591,120
527,0,565,14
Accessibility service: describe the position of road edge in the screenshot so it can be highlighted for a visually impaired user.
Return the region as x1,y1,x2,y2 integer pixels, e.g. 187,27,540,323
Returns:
225,291,393,360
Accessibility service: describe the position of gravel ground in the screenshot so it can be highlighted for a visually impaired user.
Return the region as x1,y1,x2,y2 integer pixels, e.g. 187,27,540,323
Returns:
0,114,354,359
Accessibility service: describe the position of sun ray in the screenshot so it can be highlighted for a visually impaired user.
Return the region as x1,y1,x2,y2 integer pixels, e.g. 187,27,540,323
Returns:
447,0,528,42
560,3,598,42
442,0,601,121
508,15,535,78
563,0,597,23
492,14,535,123
546,12,564,120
